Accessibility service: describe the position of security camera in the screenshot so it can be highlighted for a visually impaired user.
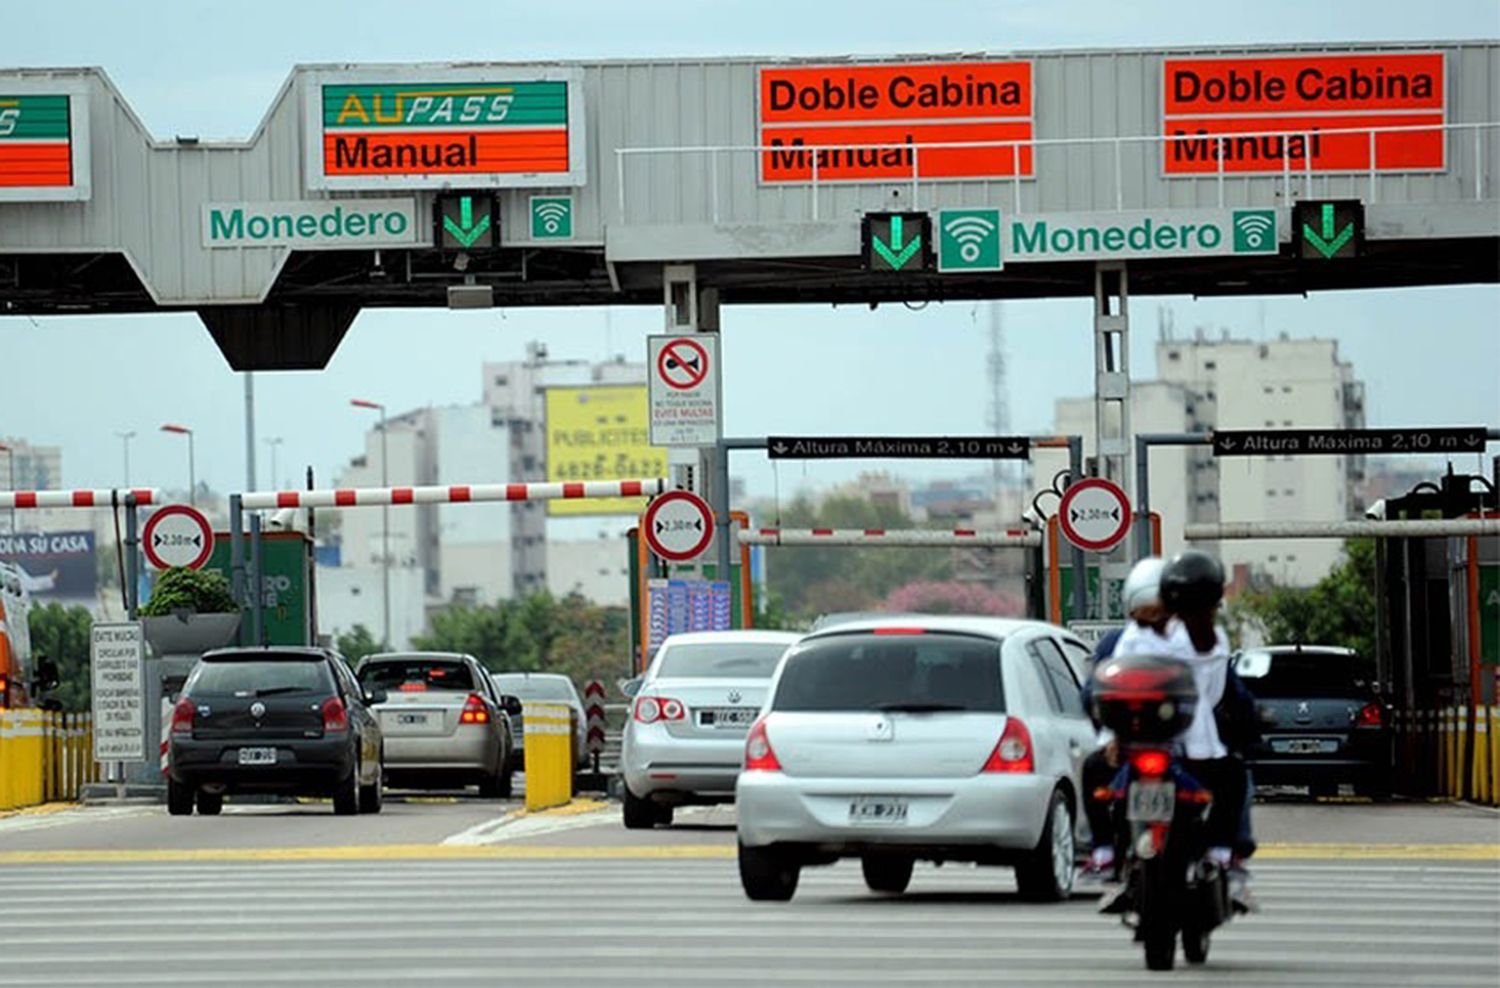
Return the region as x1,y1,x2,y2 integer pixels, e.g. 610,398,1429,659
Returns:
1364,499,1387,521
268,507,303,532
1021,508,1040,530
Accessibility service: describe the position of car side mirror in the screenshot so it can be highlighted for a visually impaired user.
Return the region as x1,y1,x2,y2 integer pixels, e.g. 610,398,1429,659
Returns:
365,689,388,705
500,695,523,717
619,677,643,699
34,659,60,692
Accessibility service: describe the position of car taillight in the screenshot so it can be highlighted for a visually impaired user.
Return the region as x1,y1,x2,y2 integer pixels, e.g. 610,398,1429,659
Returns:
1132,749,1171,778
321,696,349,732
633,696,685,724
1357,703,1383,728
171,697,196,735
981,716,1034,773
460,693,490,724
744,718,781,771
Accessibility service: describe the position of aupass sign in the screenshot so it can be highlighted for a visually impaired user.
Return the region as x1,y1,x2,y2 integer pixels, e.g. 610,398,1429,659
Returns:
1001,208,1280,263
304,68,587,191
0,81,90,201
202,200,420,249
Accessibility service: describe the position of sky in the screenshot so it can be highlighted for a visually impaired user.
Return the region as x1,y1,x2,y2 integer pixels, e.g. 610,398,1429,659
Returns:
2,0,1497,518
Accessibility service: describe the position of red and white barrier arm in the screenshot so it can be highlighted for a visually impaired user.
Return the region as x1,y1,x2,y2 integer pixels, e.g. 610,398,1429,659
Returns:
1186,519,1500,540
0,488,160,509
740,528,1041,548
240,479,667,511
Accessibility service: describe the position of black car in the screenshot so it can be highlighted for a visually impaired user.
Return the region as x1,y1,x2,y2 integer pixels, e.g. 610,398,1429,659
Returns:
1234,645,1392,798
166,647,386,816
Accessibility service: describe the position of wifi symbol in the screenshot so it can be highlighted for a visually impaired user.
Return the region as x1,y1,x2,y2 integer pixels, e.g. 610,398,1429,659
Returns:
944,213,998,264
1233,211,1275,250
534,200,570,235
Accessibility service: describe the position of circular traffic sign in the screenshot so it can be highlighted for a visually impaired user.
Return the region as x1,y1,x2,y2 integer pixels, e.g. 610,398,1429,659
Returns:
656,338,710,391
1057,478,1132,553
142,504,215,570
642,490,715,562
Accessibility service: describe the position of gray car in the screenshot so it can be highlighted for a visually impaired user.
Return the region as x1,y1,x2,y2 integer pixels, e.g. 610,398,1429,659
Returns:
491,672,589,772
356,652,519,798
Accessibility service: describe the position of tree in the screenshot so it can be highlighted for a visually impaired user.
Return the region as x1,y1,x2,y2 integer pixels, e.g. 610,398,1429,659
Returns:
335,624,386,663
28,602,94,712
882,580,1025,616
1232,540,1378,670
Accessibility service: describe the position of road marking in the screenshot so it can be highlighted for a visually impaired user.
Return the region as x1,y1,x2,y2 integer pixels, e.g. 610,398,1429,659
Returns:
0,806,154,837
441,798,611,845
1256,843,1500,861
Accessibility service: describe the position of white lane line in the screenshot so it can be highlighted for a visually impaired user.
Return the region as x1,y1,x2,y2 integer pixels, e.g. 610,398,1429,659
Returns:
440,806,617,845
0,807,154,836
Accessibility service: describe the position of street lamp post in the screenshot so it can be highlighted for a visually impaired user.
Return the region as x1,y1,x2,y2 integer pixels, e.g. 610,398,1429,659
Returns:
115,430,136,487
0,443,14,534
350,399,390,648
159,424,195,506
263,437,283,491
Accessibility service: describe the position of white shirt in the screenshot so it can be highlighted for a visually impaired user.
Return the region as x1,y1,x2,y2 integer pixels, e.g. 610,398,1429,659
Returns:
1111,617,1230,760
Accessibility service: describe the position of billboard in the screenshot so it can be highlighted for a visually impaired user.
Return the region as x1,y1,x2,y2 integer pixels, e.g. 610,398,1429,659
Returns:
1162,52,1445,175
0,530,98,602
758,61,1034,183
545,385,664,517
0,81,91,201
303,67,587,191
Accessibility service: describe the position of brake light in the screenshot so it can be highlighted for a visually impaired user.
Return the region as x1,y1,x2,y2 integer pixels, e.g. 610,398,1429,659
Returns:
321,696,349,732
171,697,196,735
1357,703,1383,728
744,718,782,771
1132,749,1171,778
981,716,1034,773
633,696,686,724
460,693,490,725
873,627,926,635
399,682,427,692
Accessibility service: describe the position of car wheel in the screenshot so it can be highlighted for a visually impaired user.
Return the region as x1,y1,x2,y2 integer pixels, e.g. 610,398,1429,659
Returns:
167,778,195,816
479,764,513,800
1015,788,1076,902
739,842,800,901
861,855,914,894
1309,780,1339,800
622,787,659,829
1355,773,1393,802
333,755,361,816
359,750,384,814
195,790,223,816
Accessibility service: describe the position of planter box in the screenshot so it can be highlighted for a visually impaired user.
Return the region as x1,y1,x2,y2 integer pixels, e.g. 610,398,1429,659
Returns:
142,612,242,656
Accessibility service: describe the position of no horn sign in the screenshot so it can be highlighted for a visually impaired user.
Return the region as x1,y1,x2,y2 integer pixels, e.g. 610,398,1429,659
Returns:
648,334,722,447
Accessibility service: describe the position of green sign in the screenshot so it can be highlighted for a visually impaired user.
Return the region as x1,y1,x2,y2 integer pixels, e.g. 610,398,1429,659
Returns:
1002,208,1278,263
530,195,574,239
435,193,498,250
1482,564,1499,666
1058,566,1125,624
203,200,419,249
938,208,1003,272
863,212,931,272
1297,199,1362,260
205,533,313,647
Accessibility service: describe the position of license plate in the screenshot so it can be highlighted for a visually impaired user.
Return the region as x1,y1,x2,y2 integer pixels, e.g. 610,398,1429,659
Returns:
699,708,756,728
237,747,277,766
396,713,430,726
1127,781,1176,823
1273,738,1338,754
849,796,909,825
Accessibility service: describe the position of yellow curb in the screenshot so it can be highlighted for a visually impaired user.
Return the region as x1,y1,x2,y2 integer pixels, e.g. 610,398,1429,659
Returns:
1256,843,1500,861
0,802,78,819
512,798,610,819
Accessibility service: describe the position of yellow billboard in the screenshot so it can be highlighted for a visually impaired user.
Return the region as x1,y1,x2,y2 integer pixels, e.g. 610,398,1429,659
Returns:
545,385,665,516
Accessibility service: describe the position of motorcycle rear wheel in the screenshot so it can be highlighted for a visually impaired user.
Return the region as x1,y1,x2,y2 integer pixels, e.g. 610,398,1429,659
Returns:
1139,858,1178,971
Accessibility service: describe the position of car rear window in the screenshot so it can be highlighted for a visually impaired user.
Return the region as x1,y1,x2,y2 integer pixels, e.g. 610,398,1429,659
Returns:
189,656,332,696
655,642,789,680
1236,650,1363,698
772,633,1005,712
493,676,575,702
359,659,476,692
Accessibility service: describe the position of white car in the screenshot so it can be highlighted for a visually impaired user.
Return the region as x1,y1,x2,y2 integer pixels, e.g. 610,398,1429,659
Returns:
621,630,802,829
491,672,590,772
735,617,1097,901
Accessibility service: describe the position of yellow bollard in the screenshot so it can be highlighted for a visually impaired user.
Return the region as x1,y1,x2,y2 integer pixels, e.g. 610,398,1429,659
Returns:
522,702,574,812
1490,706,1500,807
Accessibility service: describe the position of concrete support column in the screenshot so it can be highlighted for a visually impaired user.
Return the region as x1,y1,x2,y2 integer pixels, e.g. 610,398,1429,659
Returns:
1093,262,1132,497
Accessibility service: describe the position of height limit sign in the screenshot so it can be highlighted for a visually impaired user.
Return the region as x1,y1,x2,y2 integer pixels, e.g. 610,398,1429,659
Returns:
648,334,722,447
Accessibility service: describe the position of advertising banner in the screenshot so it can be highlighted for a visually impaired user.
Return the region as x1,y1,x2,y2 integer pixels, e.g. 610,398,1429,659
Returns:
0,81,90,201
545,385,664,516
0,530,98,602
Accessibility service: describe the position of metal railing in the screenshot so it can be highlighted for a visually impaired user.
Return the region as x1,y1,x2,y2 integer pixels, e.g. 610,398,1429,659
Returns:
614,121,1499,225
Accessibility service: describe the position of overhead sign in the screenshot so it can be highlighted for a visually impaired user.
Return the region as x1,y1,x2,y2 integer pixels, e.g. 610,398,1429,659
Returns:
530,195,574,240
91,622,146,762
304,67,587,191
642,491,715,563
758,61,1034,183
202,200,419,249
143,505,214,571
768,436,1031,459
648,335,722,447
1002,208,1280,263
1296,200,1363,260
1162,52,1445,174
434,193,499,250
544,385,665,517
0,82,90,201
1212,427,1488,457
938,209,1003,272
863,212,932,272
1058,478,1132,553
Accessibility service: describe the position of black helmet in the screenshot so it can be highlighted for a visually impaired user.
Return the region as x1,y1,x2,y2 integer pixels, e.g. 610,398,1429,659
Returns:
1159,549,1225,613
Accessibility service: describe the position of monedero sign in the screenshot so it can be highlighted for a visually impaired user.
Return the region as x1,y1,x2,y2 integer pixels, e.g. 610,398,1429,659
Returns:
303,67,587,191
202,200,420,249
0,81,91,202
1001,209,1281,264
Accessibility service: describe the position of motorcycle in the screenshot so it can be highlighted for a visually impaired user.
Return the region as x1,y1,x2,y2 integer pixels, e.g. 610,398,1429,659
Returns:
1089,653,1235,972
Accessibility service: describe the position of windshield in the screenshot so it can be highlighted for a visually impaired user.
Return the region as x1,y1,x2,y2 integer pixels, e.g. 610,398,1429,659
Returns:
358,658,476,692
655,642,790,680
771,633,1005,712
188,657,332,697
493,675,575,702
1236,650,1364,698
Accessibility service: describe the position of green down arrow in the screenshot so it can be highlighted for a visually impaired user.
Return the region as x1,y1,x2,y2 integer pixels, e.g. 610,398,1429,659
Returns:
872,215,923,270
444,197,492,248
1302,203,1354,259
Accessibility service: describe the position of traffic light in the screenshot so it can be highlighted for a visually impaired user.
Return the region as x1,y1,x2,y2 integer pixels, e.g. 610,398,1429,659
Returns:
434,193,500,250
862,212,933,272
1295,200,1363,260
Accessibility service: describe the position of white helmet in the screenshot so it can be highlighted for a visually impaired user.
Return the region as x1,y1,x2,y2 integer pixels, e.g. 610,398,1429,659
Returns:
1122,557,1165,616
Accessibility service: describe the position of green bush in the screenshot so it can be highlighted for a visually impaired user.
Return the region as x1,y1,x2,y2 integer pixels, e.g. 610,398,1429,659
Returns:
140,567,240,617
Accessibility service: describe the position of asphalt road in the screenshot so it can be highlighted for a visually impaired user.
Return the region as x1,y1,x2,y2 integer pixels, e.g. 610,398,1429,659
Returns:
0,797,1495,986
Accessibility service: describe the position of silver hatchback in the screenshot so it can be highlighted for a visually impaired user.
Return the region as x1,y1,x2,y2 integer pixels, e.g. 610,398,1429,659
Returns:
621,630,801,828
735,617,1098,902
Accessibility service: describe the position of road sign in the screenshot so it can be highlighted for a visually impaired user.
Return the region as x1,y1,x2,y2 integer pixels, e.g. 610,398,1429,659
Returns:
530,195,574,239
434,193,499,250
938,209,1003,271
1066,620,1118,648
91,622,146,762
142,505,214,570
767,436,1030,460
583,679,607,755
1212,427,1487,457
642,490,715,563
1296,200,1362,260
862,212,932,272
1058,478,1132,553
648,335,722,447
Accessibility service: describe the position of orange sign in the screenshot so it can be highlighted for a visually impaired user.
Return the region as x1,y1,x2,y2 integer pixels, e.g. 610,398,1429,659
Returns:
1162,52,1446,174
758,61,1033,183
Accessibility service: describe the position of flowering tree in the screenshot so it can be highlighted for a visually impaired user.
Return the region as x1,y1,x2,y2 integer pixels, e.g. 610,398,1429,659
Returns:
881,580,1025,617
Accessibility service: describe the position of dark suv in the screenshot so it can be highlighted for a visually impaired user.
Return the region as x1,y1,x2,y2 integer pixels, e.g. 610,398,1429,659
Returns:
166,647,386,816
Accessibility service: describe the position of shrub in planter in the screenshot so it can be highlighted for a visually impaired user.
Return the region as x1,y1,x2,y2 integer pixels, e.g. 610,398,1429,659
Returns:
141,567,239,617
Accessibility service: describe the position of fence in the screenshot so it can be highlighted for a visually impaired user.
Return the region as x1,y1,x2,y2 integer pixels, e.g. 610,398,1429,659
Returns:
0,710,99,810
